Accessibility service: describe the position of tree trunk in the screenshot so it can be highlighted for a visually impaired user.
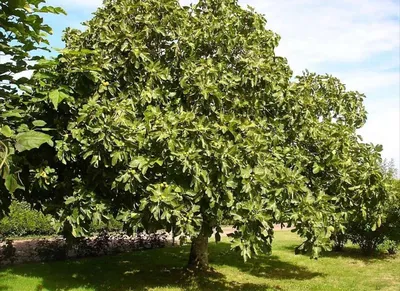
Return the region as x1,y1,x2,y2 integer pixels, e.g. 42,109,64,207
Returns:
187,231,209,270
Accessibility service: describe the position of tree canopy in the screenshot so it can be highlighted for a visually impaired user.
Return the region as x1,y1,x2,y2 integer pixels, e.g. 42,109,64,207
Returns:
0,0,65,214
0,0,388,268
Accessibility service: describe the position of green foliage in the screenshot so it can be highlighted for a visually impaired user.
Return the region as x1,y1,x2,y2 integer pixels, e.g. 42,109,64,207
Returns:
0,0,65,213
383,177,400,244
2,0,388,264
347,224,385,255
0,201,55,237
379,239,399,255
0,200,123,238
89,216,123,233
345,160,400,254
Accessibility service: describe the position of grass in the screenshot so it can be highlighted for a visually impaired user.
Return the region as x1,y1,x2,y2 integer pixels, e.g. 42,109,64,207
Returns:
0,230,399,291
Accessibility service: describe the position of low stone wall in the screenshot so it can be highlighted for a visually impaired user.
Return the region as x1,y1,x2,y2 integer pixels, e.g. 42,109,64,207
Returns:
0,232,167,266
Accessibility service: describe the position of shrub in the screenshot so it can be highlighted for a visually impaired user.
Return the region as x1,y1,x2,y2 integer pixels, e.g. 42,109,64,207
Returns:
0,201,124,238
385,179,400,243
0,201,55,237
379,239,399,255
347,224,385,255
346,197,400,255
346,163,400,255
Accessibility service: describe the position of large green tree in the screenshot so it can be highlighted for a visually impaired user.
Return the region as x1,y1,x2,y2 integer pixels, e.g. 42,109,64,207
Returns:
2,0,387,269
0,0,65,214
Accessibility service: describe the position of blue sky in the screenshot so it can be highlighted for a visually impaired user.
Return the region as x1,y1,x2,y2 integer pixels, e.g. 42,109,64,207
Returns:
44,0,400,171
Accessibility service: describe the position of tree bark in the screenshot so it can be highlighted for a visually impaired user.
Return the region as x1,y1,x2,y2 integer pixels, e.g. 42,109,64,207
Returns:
187,230,209,270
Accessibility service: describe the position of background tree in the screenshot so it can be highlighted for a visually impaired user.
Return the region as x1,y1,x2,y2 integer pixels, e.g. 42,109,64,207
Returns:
0,0,65,216
4,0,388,269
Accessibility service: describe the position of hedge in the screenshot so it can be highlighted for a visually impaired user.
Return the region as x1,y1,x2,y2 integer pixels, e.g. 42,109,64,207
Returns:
0,201,55,237
0,201,124,238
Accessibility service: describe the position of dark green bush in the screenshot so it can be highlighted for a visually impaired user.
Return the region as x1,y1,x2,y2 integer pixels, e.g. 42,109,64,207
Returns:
347,223,385,255
0,201,55,237
346,202,400,255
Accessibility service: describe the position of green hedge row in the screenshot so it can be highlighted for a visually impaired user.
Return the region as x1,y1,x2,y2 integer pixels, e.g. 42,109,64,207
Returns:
0,201,55,237
0,201,124,238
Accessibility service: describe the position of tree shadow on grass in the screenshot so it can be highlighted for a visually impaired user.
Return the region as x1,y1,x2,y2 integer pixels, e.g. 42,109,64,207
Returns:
281,244,394,263
323,248,396,262
1,243,322,291
209,244,323,281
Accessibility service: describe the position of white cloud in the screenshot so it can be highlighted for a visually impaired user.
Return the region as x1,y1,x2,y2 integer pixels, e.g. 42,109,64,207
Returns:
0,54,12,63
332,71,400,93
358,97,400,171
13,70,34,80
240,0,399,73
0,54,31,77
0,54,35,79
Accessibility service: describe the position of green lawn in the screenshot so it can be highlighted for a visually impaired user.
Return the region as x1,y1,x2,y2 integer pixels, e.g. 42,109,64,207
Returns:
0,231,399,291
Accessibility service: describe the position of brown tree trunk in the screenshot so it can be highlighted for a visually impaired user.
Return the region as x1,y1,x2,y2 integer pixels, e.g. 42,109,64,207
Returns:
187,230,209,270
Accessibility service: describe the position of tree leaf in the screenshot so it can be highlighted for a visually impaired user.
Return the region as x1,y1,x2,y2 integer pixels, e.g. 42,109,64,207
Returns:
375,144,383,152
65,196,76,205
8,0,26,9
0,126,14,138
312,163,321,174
15,131,53,152
49,89,69,109
2,111,22,118
5,174,25,193
32,120,47,127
